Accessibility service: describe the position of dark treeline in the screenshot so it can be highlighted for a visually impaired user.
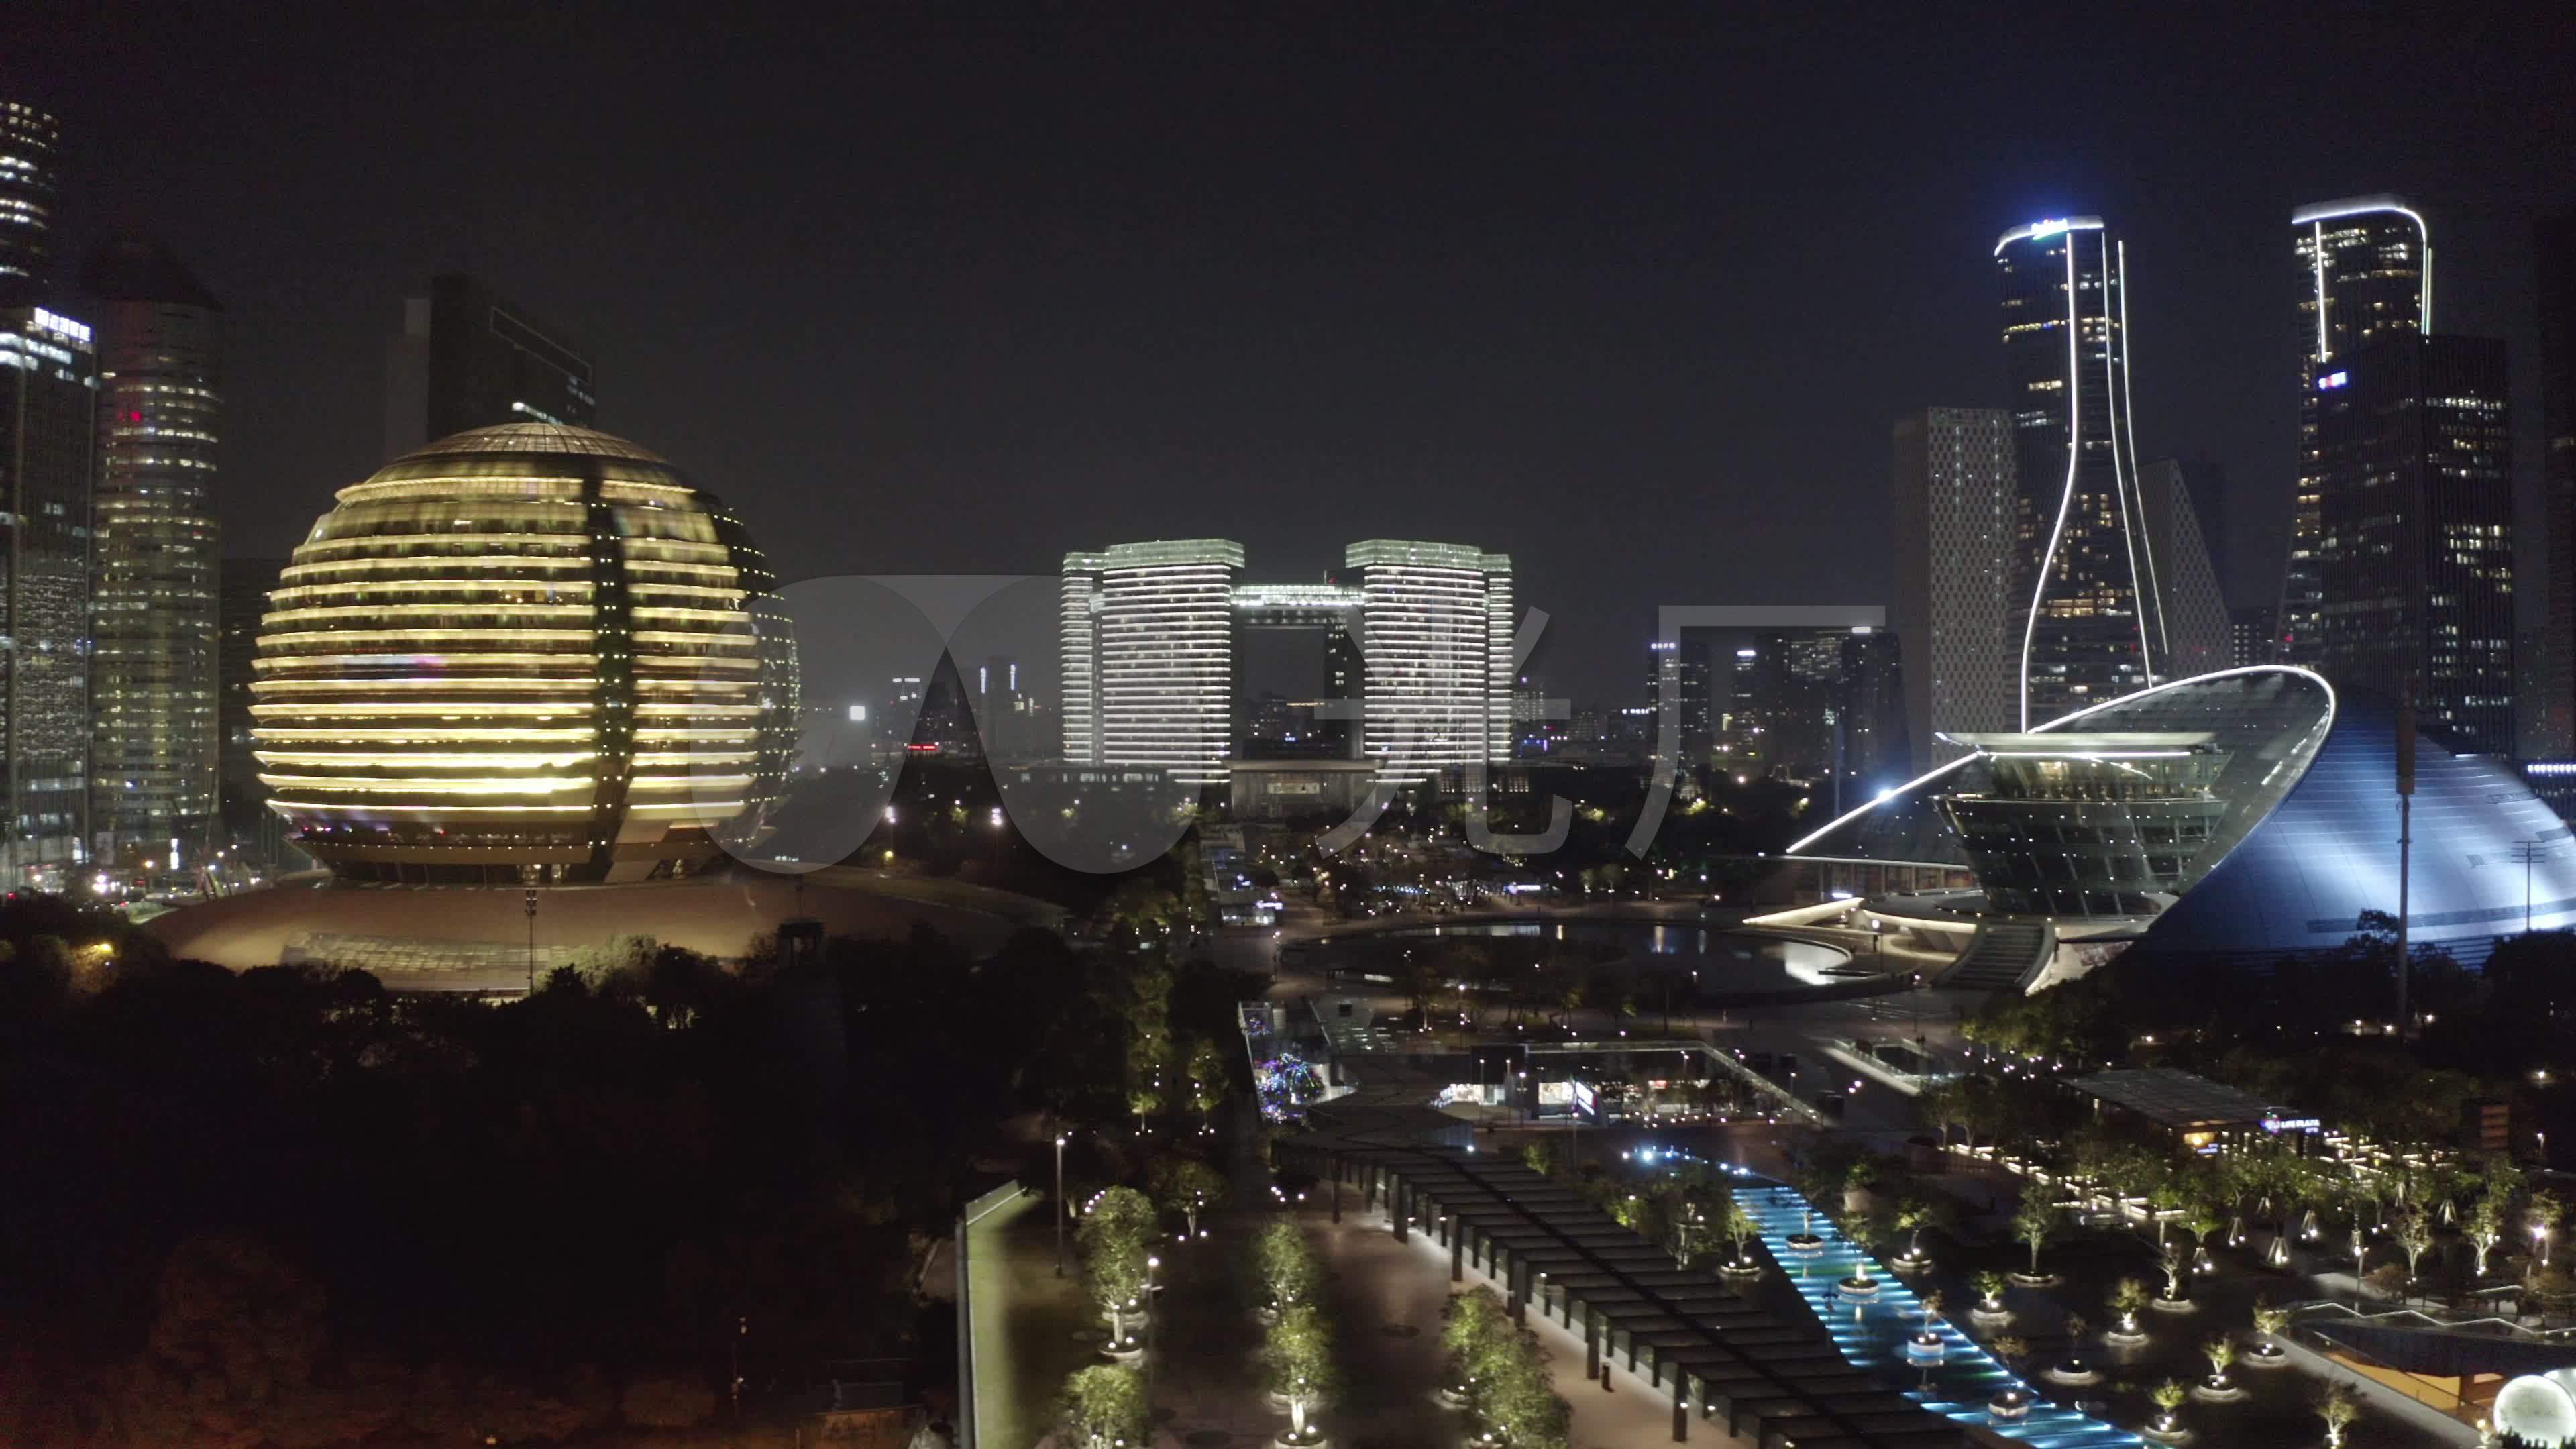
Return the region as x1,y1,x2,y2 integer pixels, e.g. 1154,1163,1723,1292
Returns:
0,897,1258,1447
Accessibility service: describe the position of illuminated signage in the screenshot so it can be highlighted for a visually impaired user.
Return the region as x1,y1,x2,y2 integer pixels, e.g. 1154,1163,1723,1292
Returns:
2318,371,2348,390
29,307,89,345
2027,218,2071,241
846,704,867,722
2259,1116,2321,1134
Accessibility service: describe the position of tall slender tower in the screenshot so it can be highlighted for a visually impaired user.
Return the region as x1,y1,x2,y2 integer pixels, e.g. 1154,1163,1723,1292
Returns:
0,102,59,299
1994,217,2161,727
2537,209,2576,758
1891,406,2017,770
2285,196,2431,664
85,240,224,859
2315,335,2514,755
0,301,97,883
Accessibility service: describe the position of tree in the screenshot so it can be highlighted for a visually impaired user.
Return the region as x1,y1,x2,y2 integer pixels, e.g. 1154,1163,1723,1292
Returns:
1973,1269,2008,1311
2109,1277,2150,1334
2394,1204,2434,1288
2202,1333,2235,1385
1255,1218,1318,1311
2468,1190,2508,1277
2316,1381,2360,1447
1181,1038,1231,1125
1080,1186,1158,1260
1892,1197,1938,1260
1151,1157,1225,1239
1990,1334,2030,1367
1086,1238,1149,1348
2012,1195,2054,1275
1441,1288,1513,1397
2149,1379,2187,1434
1061,1364,1147,1449
1263,1303,1336,1442
1721,1200,1762,1267
2160,1242,2189,1301
2252,1302,2291,1350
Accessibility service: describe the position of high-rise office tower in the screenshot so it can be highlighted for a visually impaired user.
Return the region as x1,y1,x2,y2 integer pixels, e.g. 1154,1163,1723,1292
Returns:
0,102,60,299
83,240,223,856
1891,407,2017,770
2229,604,2279,669
383,274,596,458
1059,559,1103,763
2538,209,2576,757
2286,197,2432,665
0,302,96,882
1994,217,2162,727
2315,335,2514,754
1732,625,1904,809
1645,638,1713,767
1348,539,1512,782
2139,459,2231,681
1061,540,1244,785
217,556,284,835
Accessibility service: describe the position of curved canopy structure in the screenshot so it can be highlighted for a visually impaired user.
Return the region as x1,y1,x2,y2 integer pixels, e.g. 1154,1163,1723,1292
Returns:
1788,666,2576,965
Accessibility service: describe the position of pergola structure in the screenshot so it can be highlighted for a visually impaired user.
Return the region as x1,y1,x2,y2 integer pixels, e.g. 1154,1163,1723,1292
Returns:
1285,1136,1977,1448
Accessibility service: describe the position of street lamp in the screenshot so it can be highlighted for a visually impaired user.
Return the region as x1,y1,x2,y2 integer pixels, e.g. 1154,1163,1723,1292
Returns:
1055,1134,1070,1277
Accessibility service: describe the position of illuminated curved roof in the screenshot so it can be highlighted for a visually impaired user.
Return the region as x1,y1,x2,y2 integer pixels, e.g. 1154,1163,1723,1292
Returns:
1792,666,2576,963
394,421,672,465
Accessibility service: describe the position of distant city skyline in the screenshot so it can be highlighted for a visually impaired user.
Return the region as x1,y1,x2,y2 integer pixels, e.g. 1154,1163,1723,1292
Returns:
9,9,2567,707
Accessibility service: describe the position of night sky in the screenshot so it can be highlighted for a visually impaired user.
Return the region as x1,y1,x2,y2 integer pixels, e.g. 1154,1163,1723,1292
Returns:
11,5,2572,702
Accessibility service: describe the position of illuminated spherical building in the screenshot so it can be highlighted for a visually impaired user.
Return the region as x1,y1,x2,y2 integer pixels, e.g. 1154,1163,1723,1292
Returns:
254,423,798,883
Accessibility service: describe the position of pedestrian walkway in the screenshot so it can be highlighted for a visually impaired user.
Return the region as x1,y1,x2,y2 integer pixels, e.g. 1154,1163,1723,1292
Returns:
965,1189,1102,1449
1336,1203,1753,1447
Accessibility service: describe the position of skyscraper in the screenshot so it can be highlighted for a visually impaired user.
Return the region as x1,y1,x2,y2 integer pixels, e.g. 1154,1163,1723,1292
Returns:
0,302,97,883
383,274,596,459
2138,458,2231,681
2229,604,2279,669
0,102,60,299
84,240,223,857
1891,406,2017,770
2286,197,2432,665
2538,209,2576,758
1062,540,1244,785
2315,334,2514,755
1994,216,2161,727
217,556,284,837
1645,638,1713,767
1348,539,1512,782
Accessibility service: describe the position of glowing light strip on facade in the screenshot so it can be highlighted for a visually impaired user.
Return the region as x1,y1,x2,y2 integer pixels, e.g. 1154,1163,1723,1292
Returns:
2018,235,2085,730
2118,239,2164,667
2292,195,2432,335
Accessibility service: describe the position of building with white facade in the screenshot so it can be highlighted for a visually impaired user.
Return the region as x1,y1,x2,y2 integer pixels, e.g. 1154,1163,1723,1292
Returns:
1061,537,1513,788
1061,541,1244,786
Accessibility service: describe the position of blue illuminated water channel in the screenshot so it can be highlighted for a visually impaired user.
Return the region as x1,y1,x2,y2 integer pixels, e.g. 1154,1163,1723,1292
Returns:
1735,1182,2147,1446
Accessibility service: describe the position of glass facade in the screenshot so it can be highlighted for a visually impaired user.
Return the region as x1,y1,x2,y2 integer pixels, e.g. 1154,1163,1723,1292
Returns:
2313,335,2515,756
1996,218,2162,727
85,241,224,855
0,304,95,885
0,102,56,297
254,423,798,883
2286,197,2430,665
